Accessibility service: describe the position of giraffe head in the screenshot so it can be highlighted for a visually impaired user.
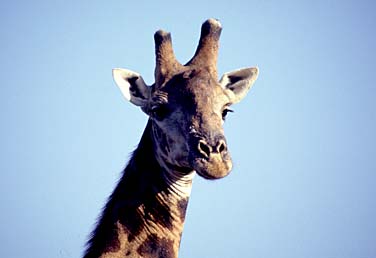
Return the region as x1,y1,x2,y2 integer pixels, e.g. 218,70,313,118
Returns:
113,19,258,180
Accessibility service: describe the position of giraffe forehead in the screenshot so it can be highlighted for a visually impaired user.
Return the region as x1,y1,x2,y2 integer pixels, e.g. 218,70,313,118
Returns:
155,72,228,109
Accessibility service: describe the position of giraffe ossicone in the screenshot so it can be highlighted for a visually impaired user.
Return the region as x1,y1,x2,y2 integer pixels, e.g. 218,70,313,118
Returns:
84,18,258,258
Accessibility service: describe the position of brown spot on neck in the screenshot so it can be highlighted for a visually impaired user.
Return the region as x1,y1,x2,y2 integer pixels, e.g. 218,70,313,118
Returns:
137,234,175,258
177,198,189,223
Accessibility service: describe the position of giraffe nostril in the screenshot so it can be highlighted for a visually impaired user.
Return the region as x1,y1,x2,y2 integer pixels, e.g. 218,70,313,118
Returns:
217,140,227,154
198,140,212,158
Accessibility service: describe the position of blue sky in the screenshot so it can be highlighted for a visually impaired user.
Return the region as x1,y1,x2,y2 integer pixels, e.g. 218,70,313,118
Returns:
1,0,375,257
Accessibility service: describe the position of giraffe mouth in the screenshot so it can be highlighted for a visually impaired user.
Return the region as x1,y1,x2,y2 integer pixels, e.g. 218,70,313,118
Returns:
192,154,233,180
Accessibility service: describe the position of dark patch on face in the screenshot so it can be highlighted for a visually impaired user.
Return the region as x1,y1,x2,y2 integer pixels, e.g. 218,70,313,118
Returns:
125,250,131,256
152,123,170,156
177,198,189,222
162,68,220,114
137,234,175,258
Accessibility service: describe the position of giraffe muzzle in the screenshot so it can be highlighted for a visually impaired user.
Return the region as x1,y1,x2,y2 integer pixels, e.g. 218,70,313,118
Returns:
191,136,232,180
197,138,227,158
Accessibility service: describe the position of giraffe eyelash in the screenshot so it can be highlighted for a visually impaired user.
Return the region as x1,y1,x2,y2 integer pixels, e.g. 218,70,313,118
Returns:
222,108,234,120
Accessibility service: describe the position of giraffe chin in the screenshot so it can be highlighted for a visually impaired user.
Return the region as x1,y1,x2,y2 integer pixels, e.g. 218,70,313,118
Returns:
192,154,233,180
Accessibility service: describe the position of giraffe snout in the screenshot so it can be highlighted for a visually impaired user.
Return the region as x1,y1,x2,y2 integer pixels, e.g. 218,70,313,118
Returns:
190,134,232,180
197,137,228,159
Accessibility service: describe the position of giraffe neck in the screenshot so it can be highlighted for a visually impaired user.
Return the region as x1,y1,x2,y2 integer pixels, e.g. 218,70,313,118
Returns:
84,121,195,258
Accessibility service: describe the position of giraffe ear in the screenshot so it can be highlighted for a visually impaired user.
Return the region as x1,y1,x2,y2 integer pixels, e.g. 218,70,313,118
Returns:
220,67,259,103
112,68,151,107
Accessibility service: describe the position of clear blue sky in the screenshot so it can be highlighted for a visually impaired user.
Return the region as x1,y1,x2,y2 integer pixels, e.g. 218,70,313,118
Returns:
1,0,375,257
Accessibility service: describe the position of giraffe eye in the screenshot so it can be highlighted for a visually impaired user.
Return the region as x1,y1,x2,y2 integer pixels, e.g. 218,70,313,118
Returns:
222,108,234,120
151,105,169,121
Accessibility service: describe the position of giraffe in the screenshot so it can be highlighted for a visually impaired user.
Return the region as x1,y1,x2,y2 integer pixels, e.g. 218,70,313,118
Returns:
83,19,258,258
